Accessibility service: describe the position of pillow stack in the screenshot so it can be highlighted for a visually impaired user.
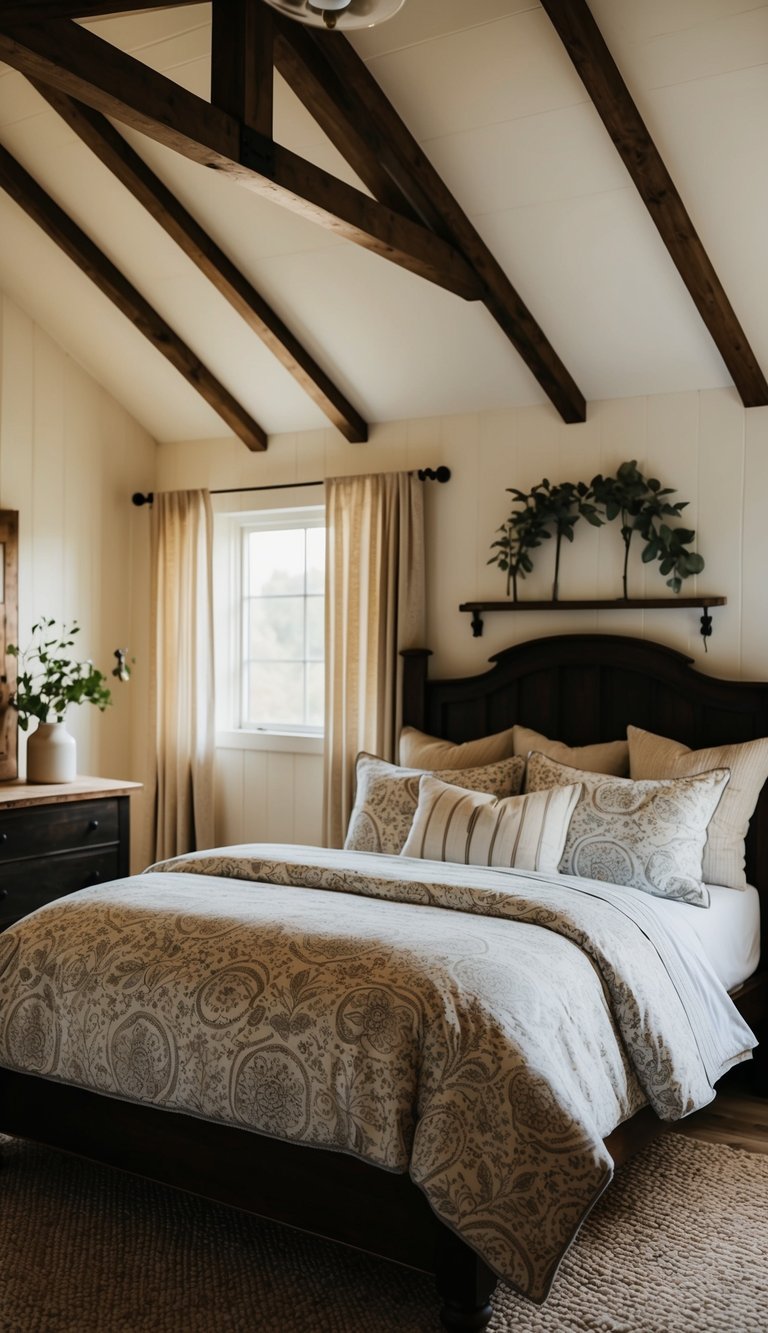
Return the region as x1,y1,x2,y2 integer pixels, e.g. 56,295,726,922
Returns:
342,721,768,905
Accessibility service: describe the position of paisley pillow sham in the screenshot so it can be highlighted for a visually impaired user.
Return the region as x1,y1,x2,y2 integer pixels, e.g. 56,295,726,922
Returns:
525,751,730,906
344,752,525,856
628,725,768,891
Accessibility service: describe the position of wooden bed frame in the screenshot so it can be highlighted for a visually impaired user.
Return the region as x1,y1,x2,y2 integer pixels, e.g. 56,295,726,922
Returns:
1,634,766,1331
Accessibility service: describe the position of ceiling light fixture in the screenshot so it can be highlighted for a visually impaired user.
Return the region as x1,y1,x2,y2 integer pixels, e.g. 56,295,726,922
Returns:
261,0,406,31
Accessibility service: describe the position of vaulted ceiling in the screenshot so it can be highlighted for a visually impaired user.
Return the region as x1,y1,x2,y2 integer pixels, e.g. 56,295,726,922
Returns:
0,0,765,447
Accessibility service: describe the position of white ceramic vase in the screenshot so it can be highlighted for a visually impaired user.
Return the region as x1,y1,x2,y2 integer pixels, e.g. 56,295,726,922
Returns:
26,720,77,784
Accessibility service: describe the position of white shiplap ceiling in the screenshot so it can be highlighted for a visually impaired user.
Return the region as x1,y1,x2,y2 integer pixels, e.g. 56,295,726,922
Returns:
0,0,765,443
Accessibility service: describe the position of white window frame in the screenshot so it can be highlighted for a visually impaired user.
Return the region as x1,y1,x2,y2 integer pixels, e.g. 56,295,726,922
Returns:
213,494,325,754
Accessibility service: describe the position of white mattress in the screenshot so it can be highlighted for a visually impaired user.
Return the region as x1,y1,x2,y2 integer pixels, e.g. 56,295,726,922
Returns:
647,883,761,993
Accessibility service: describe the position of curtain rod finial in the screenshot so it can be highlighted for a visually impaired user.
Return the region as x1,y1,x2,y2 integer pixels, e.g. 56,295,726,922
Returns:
132,492,154,507
417,467,450,483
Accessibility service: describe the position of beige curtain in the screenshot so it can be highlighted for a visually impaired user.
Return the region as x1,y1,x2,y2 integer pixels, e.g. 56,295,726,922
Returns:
323,471,426,847
149,489,215,861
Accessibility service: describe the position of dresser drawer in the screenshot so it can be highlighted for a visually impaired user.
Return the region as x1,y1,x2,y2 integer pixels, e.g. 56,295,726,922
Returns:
0,846,121,927
0,799,120,862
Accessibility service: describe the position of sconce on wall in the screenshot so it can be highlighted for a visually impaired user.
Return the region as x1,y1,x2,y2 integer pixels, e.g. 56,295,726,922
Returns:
261,0,406,31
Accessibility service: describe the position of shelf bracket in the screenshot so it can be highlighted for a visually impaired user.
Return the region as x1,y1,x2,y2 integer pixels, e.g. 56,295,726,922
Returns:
470,609,484,638
700,607,714,651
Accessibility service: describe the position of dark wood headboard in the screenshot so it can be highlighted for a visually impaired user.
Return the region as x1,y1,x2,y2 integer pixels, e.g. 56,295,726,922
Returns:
402,634,768,965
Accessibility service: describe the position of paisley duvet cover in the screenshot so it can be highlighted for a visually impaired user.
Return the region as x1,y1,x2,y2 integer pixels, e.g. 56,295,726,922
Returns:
0,844,755,1302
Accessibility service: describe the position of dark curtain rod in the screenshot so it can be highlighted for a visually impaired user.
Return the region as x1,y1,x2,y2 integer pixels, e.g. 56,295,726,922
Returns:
131,467,450,507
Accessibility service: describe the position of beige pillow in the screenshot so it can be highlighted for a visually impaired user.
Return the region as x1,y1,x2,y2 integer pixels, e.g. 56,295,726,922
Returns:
514,725,628,776
344,753,525,856
401,775,581,874
526,751,730,907
628,725,768,890
399,725,515,770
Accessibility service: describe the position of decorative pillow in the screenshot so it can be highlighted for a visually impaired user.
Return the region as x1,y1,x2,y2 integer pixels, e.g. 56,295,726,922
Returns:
401,775,581,874
513,725,628,776
399,725,515,770
525,752,731,907
628,725,768,891
344,753,525,856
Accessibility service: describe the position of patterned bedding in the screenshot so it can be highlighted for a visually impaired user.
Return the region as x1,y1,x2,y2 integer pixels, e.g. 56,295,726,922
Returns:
0,844,755,1303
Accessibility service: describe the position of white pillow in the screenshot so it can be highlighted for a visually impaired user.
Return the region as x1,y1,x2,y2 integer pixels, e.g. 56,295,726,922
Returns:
401,775,581,873
344,753,525,856
628,725,768,891
525,751,730,907
399,725,515,770
513,725,628,776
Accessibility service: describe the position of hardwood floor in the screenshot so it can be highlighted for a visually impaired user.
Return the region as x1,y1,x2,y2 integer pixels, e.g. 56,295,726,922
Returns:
672,1088,768,1154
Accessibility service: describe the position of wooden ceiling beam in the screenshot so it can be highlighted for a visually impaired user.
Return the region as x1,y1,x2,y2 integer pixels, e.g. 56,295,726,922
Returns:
272,22,423,225
0,3,194,18
540,0,768,409
33,81,368,442
211,0,273,138
0,16,482,302
0,141,268,450
273,19,587,424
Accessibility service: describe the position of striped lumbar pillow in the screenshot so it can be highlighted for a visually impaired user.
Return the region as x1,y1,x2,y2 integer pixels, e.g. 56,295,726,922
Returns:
400,775,581,873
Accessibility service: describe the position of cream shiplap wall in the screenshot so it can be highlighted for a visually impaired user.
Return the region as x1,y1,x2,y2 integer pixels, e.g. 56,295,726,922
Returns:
158,387,768,849
0,293,157,869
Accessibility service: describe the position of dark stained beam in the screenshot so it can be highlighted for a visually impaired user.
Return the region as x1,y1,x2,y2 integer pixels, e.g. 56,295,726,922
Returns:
0,3,195,18
272,22,422,224
0,16,482,302
273,19,587,424
0,141,268,450
211,0,273,138
33,82,368,442
539,0,768,409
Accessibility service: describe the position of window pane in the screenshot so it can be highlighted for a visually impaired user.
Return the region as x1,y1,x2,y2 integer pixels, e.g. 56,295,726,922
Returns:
247,529,305,596
306,663,324,729
247,597,304,661
306,597,324,661
245,662,305,727
306,527,325,595
234,516,326,733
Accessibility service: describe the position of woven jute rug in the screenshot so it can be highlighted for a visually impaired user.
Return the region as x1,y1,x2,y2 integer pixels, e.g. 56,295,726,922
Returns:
0,1130,765,1333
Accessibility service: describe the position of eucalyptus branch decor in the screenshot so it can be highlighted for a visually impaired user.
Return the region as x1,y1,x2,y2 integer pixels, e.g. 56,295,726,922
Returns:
488,492,551,601
590,460,704,598
488,461,704,602
488,478,603,601
530,479,603,600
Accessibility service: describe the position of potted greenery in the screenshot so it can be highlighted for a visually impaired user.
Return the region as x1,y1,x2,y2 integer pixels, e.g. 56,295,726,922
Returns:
8,619,114,783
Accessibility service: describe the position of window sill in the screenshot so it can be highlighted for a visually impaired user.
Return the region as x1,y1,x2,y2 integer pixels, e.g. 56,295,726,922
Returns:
216,730,324,756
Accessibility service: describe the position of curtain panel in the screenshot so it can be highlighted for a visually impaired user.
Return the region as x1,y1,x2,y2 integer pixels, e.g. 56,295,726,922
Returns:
149,489,215,860
323,471,426,848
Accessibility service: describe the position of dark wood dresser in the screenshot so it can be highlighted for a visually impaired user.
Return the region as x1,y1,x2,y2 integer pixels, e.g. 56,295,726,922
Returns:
0,777,142,930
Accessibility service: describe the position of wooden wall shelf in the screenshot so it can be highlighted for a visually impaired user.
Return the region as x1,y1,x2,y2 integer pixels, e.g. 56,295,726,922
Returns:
459,596,727,640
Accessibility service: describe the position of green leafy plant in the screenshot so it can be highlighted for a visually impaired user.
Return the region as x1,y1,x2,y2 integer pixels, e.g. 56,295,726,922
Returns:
489,478,604,600
488,491,551,600
7,619,114,731
591,461,703,597
530,479,604,600
489,461,705,601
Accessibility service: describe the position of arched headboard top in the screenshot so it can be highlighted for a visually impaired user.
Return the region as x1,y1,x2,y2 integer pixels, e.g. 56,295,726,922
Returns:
401,634,768,962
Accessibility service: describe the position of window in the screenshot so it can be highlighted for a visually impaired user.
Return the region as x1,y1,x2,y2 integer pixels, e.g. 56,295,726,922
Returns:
215,504,325,739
